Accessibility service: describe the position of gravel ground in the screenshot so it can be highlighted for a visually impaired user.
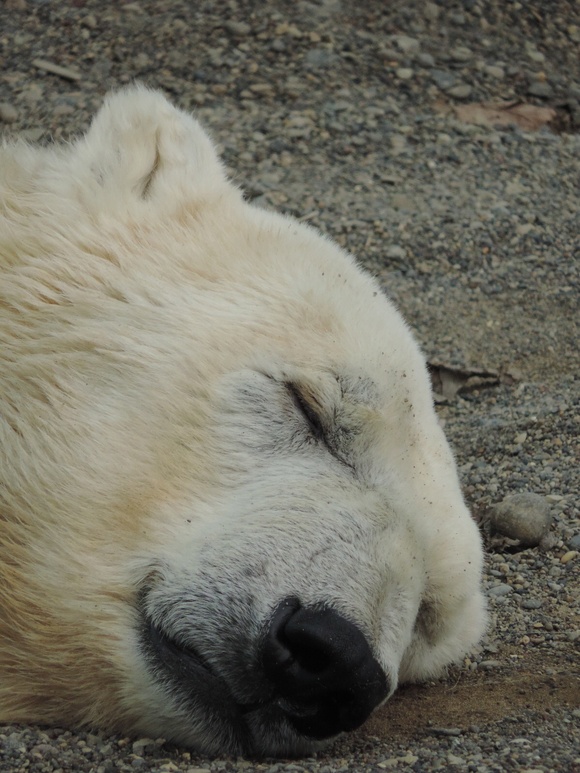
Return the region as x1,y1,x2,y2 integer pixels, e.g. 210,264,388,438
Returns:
1,1,579,771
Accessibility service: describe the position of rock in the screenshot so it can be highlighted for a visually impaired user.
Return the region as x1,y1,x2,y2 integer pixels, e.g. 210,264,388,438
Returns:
223,20,251,36
396,68,414,80
394,35,420,54
429,727,463,736
447,83,472,99
526,45,546,63
431,70,456,91
385,245,406,260
449,46,473,62
568,534,580,550
479,660,502,670
485,65,505,79
488,493,552,546
304,48,338,68
424,2,440,21
131,738,157,754
488,583,514,597
416,52,436,68
0,103,19,123
528,80,553,99
32,58,81,81
521,598,543,609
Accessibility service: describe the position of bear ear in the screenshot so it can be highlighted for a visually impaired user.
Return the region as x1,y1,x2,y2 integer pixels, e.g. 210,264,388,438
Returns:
73,85,229,210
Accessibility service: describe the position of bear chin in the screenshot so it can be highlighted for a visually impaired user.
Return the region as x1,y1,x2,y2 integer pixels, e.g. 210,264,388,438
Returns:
0,86,487,757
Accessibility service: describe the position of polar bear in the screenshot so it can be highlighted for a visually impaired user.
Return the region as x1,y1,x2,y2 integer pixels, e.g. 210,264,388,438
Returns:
0,87,486,757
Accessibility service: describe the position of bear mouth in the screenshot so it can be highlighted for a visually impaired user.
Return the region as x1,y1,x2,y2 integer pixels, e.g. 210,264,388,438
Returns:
141,612,274,752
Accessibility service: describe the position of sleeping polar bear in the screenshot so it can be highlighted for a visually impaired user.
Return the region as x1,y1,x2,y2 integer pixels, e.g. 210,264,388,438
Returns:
0,87,486,757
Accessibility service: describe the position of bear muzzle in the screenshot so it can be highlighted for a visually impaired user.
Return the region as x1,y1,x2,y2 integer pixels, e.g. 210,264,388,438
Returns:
262,597,390,740
142,595,390,749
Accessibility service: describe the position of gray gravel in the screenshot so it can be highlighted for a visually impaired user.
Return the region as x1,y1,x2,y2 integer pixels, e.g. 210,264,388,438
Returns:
1,1,579,772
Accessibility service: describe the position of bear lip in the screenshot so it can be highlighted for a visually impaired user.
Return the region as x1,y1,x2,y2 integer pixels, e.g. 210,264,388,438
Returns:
141,613,273,732
145,617,216,678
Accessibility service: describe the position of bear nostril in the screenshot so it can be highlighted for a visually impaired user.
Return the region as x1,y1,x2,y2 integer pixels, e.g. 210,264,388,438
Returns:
262,597,389,739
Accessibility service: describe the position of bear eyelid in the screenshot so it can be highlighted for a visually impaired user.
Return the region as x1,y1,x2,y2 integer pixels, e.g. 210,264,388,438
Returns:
285,381,326,442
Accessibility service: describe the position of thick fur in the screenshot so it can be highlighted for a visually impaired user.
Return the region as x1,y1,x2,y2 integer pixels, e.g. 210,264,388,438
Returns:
0,87,486,756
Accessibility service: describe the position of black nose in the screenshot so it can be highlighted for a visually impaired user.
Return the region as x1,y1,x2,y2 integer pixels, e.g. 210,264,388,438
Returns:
261,598,389,740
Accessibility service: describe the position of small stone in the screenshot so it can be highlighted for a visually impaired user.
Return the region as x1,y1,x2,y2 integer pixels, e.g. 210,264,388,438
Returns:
447,84,472,99
448,753,466,765
32,58,81,81
391,193,416,211
560,550,577,564
131,738,157,754
395,35,420,54
521,598,543,610
488,493,552,546
0,103,18,123
223,20,251,36
489,583,514,597
424,2,440,21
568,534,580,550
431,70,456,91
417,52,436,68
479,660,502,670
526,46,546,63
527,80,553,99
485,65,505,79
386,245,406,260
396,68,414,80
304,49,338,68
429,727,463,736
82,13,97,29
449,46,473,62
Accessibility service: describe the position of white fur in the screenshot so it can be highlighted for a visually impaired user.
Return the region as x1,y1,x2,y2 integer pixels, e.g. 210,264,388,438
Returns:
0,87,486,756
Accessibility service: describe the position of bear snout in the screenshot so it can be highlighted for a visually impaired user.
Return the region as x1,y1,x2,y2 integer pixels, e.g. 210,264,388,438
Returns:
262,597,390,740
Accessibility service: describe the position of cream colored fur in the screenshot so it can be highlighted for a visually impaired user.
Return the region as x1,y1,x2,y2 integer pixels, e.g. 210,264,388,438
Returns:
0,87,486,756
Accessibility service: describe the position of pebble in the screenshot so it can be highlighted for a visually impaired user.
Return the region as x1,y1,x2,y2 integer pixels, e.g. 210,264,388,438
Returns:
521,598,543,609
485,65,505,79
431,70,456,91
396,68,414,81
386,245,406,259
32,58,81,81
429,728,463,737
527,80,554,98
568,534,580,550
395,35,420,54
449,46,473,62
479,660,503,670
487,493,552,546
0,102,18,122
447,84,472,99
526,45,546,63
417,53,436,68
488,583,514,597
223,20,251,36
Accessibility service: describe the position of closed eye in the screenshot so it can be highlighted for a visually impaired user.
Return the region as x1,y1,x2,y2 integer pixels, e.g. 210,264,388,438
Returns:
284,379,356,474
285,381,326,441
